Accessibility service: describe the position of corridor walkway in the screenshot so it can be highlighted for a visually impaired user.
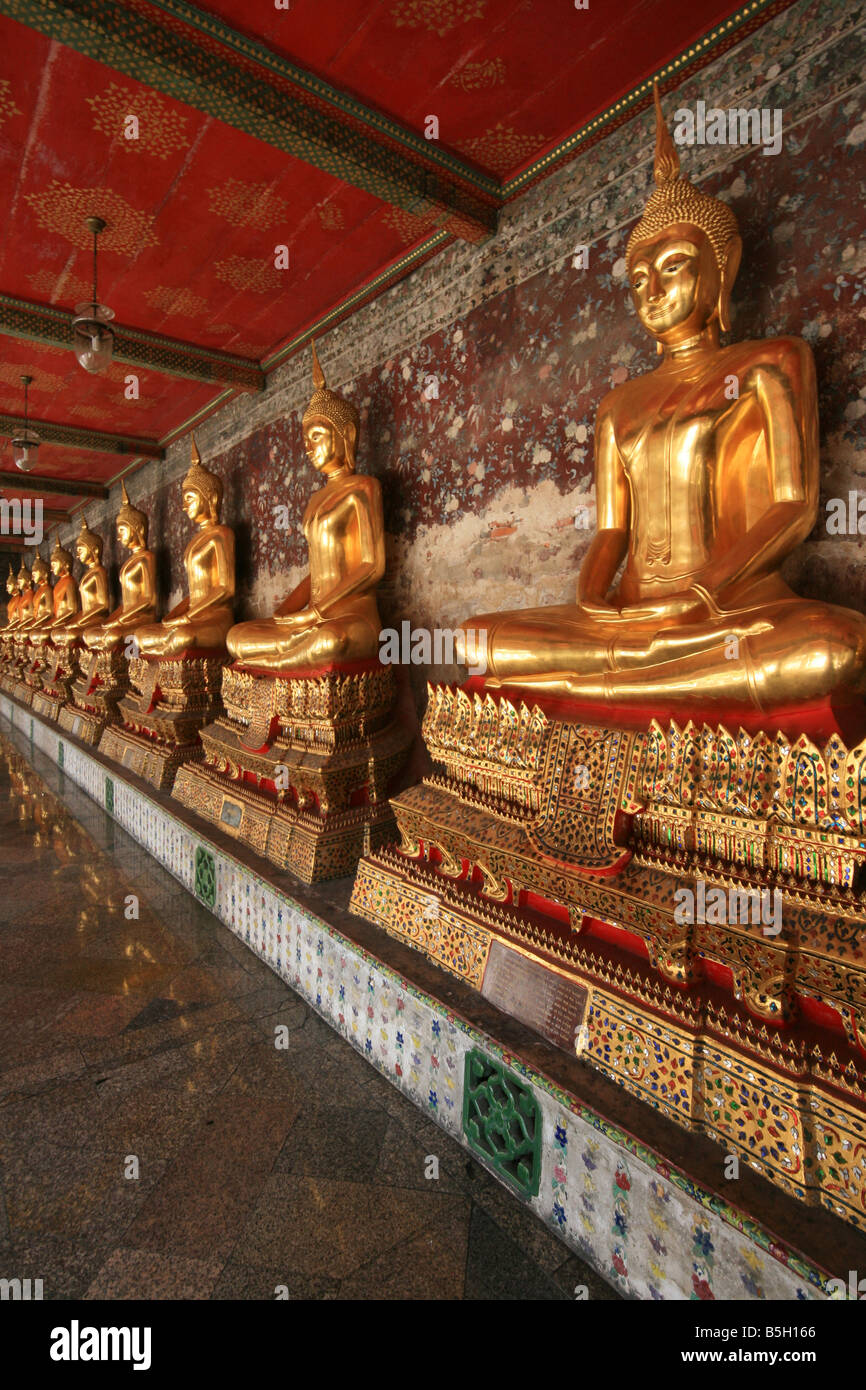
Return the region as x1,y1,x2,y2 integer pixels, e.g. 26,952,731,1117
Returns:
0,724,615,1301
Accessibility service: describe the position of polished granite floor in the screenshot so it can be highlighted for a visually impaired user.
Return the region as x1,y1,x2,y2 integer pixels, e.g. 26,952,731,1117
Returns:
0,726,618,1301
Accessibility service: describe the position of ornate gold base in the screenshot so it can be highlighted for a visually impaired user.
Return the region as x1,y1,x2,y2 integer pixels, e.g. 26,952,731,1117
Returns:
57,703,107,745
31,689,68,724
349,681,866,1229
33,644,80,724
175,759,402,880
7,679,33,707
61,648,129,746
99,654,228,791
352,844,866,1230
172,663,412,882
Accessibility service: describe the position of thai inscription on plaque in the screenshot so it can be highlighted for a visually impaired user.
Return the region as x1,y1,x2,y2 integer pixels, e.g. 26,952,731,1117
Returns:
481,940,589,1053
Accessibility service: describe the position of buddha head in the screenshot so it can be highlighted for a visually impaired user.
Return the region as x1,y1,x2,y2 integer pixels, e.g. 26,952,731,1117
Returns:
116,480,148,551
50,537,73,578
627,84,742,347
17,559,31,593
182,435,223,526
302,340,360,476
31,551,49,586
6,563,15,597
75,515,103,568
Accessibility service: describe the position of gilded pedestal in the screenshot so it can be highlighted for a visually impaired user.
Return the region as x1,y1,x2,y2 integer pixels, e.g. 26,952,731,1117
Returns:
31,641,81,723
59,646,130,745
100,652,227,790
174,661,412,881
350,681,866,1230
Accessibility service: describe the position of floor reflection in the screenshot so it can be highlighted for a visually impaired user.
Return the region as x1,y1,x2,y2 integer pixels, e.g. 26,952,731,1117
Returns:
0,727,616,1301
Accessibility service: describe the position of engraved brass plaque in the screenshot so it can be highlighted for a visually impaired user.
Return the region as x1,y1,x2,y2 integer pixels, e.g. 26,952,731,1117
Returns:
481,940,589,1054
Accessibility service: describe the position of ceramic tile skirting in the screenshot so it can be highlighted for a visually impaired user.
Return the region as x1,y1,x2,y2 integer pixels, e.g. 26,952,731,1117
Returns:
1,693,835,1301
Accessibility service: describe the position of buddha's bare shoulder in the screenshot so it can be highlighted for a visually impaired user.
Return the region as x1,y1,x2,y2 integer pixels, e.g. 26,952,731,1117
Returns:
721,335,815,378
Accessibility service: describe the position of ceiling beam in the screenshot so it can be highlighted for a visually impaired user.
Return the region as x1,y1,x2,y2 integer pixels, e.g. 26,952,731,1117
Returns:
0,294,265,392
0,472,108,498
0,413,163,459
0,0,498,243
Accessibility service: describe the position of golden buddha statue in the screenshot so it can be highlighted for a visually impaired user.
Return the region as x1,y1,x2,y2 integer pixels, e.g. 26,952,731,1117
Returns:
174,342,410,882
56,517,113,741
0,563,23,674
135,438,234,658
226,341,384,671
102,440,236,790
1,560,34,691
47,538,81,631
14,559,34,628
18,549,56,696
52,517,110,647
1,563,19,632
20,551,53,630
349,86,866,1243
82,482,156,653
458,86,866,714
30,539,81,720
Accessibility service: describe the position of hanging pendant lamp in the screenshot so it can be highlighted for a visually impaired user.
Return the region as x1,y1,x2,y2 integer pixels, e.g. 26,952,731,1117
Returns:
72,215,115,374
11,374,40,472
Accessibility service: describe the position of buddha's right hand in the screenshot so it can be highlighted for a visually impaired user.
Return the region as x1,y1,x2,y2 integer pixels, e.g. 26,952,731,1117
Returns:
577,597,619,621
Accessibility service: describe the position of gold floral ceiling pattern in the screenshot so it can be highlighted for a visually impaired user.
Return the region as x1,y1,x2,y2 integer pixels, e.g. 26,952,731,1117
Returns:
213,255,286,294
0,363,66,395
449,59,506,91
85,81,189,160
390,0,486,38
144,285,208,319
0,77,21,130
26,270,91,304
206,179,290,229
23,182,159,255
458,122,547,176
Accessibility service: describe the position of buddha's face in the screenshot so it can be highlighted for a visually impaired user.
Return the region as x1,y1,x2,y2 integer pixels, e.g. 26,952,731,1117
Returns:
6,575,14,596
183,487,207,524
117,520,132,550
51,555,68,578
17,573,29,593
629,226,720,345
75,540,95,567
32,561,47,585
304,418,344,475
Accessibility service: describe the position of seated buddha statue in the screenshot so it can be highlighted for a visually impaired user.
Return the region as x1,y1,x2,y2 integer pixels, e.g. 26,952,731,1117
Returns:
82,482,156,653
173,342,411,883
29,538,79,657
2,563,19,631
29,540,81,720
0,564,20,653
101,440,236,789
226,340,384,671
19,549,55,688
5,560,34,680
14,559,34,630
0,563,23,672
459,86,866,714
20,550,53,629
52,517,110,649
134,437,234,659
46,538,81,632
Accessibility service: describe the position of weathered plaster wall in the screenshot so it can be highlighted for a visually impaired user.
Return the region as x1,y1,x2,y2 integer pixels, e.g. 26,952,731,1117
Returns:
59,0,866,725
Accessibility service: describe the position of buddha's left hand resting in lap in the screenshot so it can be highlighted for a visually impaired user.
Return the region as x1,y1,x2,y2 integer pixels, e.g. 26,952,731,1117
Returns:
227,342,385,672
459,85,866,712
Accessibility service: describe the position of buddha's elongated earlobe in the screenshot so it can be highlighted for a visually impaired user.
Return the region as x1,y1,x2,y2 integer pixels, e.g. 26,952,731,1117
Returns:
717,236,742,334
